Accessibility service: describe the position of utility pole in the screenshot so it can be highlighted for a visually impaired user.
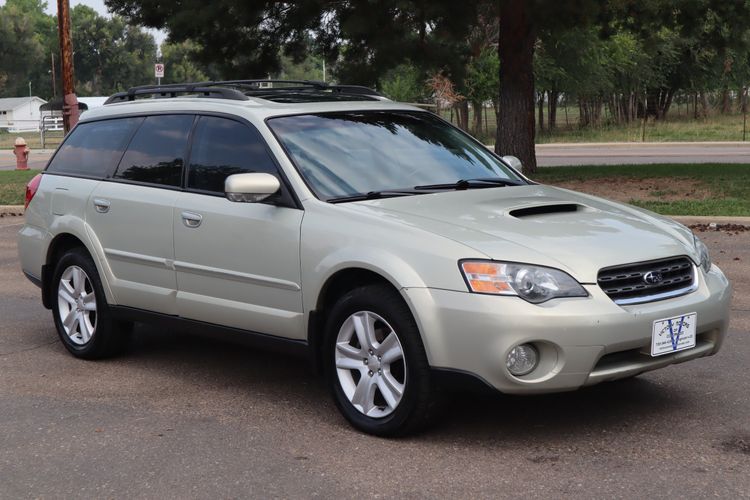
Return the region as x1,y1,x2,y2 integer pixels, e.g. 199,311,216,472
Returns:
743,86,748,142
57,0,79,133
51,52,57,98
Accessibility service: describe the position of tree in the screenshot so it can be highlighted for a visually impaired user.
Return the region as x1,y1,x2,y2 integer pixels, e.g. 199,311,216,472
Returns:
71,6,156,95
275,49,325,82
160,41,209,84
379,64,425,103
465,48,499,135
0,0,46,97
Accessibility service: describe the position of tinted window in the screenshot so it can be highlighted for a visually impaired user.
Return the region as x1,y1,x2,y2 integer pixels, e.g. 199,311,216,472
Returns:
114,115,194,186
46,118,143,177
187,116,278,193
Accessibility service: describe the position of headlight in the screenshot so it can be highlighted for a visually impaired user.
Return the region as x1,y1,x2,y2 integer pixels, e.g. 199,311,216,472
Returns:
460,261,588,304
694,234,711,273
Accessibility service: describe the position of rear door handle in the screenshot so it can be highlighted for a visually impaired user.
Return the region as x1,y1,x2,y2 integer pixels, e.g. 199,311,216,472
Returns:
93,198,110,213
181,211,203,228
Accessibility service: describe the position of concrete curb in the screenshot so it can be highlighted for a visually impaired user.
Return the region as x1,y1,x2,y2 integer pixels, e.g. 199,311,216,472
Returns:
0,205,25,217
672,216,750,226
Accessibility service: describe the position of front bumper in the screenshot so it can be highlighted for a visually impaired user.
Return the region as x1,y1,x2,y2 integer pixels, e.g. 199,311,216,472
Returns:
404,265,732,394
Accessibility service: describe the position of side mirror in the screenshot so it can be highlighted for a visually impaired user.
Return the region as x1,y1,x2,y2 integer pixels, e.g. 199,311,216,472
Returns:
501,155,523,171
225,173,281,203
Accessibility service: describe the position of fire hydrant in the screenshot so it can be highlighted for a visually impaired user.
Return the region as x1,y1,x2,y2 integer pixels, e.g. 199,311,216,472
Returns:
13,137,30,171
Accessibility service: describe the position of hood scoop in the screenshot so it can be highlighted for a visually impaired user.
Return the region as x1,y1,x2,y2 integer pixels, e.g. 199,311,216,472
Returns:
509,203,584,219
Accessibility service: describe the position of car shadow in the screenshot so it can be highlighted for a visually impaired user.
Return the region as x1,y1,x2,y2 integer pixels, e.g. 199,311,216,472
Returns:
428,378,687,443
124,323,693,443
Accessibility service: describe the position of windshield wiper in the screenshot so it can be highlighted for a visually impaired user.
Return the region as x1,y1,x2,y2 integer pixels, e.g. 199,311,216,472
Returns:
327,190,425,204
414,178,525,191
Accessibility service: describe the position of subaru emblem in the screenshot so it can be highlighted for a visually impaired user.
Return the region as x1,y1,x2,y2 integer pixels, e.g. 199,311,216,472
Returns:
643,271,664,285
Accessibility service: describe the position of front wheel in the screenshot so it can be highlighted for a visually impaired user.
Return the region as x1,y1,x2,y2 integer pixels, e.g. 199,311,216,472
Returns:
324,284,435,436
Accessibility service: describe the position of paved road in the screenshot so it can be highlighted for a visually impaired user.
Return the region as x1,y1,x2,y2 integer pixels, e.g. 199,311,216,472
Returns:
0,150,54,171
2,142,750,171
0,216,749,498
536,142,750,166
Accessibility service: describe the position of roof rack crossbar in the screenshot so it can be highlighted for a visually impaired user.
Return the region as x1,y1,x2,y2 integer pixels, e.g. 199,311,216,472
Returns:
104,79,382,105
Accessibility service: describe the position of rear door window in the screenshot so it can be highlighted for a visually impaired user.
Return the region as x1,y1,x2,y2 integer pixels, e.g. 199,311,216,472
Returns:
114,114,194,187
187,116,278,193
46,117,143,178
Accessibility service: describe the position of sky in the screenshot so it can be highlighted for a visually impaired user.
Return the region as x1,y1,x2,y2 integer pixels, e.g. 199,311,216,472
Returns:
0,0,168,47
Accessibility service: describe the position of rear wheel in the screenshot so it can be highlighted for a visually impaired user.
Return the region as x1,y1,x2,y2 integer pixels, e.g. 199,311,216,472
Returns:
51,248,130,359
324,284,435,436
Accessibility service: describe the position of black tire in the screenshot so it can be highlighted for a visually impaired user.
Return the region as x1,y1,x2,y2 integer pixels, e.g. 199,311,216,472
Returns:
324,284,435,437
51,247,131,359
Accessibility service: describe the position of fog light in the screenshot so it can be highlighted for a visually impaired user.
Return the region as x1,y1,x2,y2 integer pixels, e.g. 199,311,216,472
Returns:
506,344,538,376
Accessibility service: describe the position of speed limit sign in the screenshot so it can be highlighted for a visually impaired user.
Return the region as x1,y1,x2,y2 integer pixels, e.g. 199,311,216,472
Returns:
154,63,165,78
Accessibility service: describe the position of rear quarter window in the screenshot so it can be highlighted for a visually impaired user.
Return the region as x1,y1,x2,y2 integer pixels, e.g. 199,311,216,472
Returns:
46,117,143,178
114,114,194,187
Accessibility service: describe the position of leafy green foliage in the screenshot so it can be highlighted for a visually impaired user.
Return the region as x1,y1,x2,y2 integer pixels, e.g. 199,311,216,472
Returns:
274,50,325,82
72,5,157,95
159,41,209,84
465,48,499,105
0,0,46,97
0,1,157,99
378,64,425,103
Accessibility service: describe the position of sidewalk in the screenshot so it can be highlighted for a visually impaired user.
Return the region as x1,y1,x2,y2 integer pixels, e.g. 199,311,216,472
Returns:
0,150,54,171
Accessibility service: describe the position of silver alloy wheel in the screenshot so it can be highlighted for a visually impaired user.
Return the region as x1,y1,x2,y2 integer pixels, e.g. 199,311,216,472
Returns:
335,311,406,418
57,265,97,345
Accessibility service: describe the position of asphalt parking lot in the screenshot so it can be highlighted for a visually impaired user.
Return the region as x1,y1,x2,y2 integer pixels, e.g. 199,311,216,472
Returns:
1,216,748,499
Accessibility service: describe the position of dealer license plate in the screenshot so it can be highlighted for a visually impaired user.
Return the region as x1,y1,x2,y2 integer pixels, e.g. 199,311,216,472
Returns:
651,313,697,357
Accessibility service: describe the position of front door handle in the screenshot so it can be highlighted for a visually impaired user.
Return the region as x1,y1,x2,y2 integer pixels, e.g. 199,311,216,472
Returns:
181,211,203,228
93,198,110,213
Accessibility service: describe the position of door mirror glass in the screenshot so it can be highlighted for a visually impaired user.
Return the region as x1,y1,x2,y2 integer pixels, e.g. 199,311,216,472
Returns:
225,173,280,203
502,155,523,171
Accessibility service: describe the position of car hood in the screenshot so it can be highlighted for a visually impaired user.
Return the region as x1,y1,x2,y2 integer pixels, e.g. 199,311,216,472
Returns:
347,185,698,283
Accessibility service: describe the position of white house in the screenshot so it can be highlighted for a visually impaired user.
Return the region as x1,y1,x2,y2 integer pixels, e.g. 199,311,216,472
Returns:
0,97,47,132
39,96,108,133
78,96,108,109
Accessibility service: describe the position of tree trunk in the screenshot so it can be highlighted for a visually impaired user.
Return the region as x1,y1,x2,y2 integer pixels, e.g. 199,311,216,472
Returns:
721,86,731,114
699,92,710,118
495,0,537,174
693,92,698,120
579,99,588,128
472,100,483,135
662,89,675,120
537,92,545,134
455,100,469,131
548,90,558,130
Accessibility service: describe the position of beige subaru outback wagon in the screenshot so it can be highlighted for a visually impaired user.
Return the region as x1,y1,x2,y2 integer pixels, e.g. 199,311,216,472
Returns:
18,80,732,436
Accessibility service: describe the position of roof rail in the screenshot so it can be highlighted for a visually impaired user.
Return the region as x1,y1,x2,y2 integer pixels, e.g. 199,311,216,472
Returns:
104,80,382,104
104,82,250,104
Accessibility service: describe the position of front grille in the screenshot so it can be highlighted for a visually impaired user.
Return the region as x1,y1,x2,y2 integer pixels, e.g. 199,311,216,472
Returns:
597,256,696,305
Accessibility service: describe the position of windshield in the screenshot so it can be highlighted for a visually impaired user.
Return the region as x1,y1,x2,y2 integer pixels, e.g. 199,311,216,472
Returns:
267,111,525,200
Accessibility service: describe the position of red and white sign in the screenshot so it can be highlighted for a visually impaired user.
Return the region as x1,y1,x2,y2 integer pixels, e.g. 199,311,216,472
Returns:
154,63,165,78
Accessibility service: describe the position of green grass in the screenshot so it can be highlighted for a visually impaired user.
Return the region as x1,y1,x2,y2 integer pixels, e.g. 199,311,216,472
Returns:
0,129,64,149
1,164,748,216
531,163,750,216
439,108,750,144
537,113,750,144
0,170,38,205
